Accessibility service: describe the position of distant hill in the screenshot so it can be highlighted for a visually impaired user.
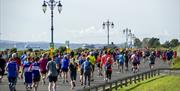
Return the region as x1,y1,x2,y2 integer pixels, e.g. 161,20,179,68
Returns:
0,40,124,51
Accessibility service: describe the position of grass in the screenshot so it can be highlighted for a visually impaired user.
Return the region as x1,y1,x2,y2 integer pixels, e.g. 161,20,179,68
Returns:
112,46,180,91
113,75,180,91
172,57,180,68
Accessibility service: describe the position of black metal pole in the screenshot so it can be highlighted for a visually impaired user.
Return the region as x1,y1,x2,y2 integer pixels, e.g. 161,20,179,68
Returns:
107,23,110,45
126,30,128,48
51,1,54,47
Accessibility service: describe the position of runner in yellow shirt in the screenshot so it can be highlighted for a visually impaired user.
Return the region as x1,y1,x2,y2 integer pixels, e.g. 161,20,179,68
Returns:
88,52,96,81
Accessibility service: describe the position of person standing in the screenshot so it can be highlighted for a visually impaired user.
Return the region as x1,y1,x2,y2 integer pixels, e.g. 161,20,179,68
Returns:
46,56,58,91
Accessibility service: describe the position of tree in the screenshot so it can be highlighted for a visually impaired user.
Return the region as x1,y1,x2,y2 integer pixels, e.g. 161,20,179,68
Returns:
170,39,179,47
162,41,171,48
58,46,66,54
142,38,150,48
148,37,160,48
134,38,142,48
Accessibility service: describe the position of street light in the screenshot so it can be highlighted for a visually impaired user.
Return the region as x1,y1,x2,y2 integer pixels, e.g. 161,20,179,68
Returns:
42,0,62,49
123,28,131,48
103,20,114,45
128,32,135,48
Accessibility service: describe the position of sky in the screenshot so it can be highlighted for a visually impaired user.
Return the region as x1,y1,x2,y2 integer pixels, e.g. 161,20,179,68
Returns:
0,0,180,44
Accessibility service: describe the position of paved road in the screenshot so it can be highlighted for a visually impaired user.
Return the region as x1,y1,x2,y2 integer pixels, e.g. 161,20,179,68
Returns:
0,59,169,91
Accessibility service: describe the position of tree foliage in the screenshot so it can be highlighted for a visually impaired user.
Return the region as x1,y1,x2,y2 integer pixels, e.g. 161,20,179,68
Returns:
148,37,160,48
142,38,150,48
162,41,171,48
170,39,179,47
134,38,142,48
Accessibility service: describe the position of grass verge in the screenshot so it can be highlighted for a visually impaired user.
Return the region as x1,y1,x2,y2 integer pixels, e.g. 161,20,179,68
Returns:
113,75,180,91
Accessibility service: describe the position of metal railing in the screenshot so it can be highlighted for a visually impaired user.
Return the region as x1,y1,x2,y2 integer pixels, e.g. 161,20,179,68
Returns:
76,68,180,91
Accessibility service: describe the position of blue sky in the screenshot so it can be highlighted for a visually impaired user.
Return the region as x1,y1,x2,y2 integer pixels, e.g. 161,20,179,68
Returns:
0,0,180,44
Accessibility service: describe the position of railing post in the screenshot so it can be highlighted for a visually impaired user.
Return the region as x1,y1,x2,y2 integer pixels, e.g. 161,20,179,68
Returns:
103,84,105,91
125,78,128,87
154,70,156,76
115,81,118,90
151,71,153,77
120,80,123,88
145,73,147,79
134,76,136,84
142,74,144,81
158,69,160,75
109,83,112,91
130,77,132,84
138,75,140,82
148,72,151,78
95,87,98,91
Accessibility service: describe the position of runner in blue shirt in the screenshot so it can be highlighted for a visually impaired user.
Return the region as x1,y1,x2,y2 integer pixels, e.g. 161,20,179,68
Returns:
61,55,69,83
30,57,40,91
5,53,18,91
22,57,32,90
118,52,125,72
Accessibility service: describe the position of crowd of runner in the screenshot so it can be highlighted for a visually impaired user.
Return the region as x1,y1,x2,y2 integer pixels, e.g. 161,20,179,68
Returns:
0,48,177,91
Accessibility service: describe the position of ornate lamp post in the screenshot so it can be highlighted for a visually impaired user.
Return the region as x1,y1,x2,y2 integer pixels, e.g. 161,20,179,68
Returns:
103,20,114,45
123,28,131,48
42,0,62,49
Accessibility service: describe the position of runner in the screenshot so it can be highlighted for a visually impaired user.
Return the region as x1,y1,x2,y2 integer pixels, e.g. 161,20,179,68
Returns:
166,50,173,66
96,52,102,76
5,53,18,91
162,50,167,63
149,52,156,69
101,51,108,80
82,57,92,88
30,57,41,91
88,52,96,81
124,50,129,71
54,53,61,78
117,51,125,72
22,56,32,90
69,58,78,89
61,55,70,83
46,56,58,91
131,51,138,73
78,53,86,85
0,53,6,82
105,57,112,82
39,54,48,85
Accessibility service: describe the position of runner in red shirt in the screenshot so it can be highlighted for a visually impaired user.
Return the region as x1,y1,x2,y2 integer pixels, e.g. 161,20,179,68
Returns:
39,54,48,85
